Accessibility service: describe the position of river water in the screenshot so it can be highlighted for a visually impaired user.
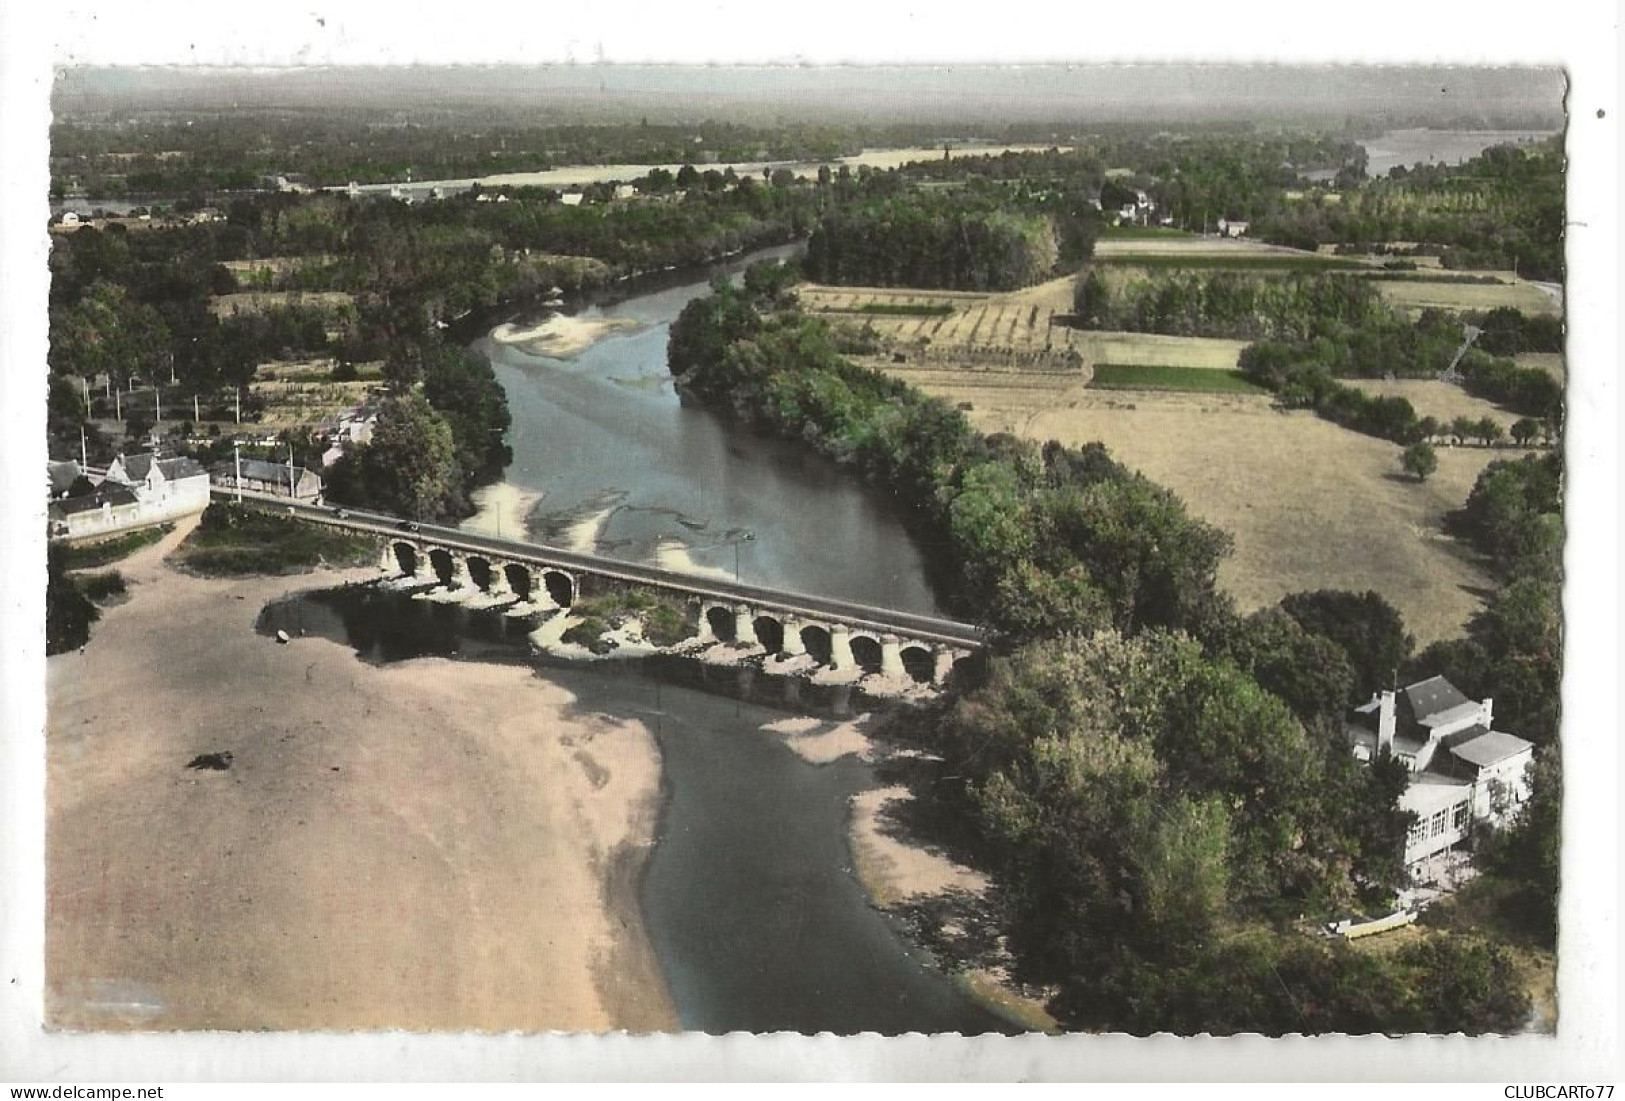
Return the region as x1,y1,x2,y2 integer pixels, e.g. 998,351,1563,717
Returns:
473,244,946,613
274,245,995,1032
1359,128,1557,178
257,586,1009,1035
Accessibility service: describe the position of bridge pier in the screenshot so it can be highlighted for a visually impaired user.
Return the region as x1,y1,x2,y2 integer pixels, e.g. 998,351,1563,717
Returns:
781,618,808,657
880,634,906,679
379,543,397,575
734,605,757,648
452,555,475,591
828,626,856,672
933,649,959,686
488,561,515,599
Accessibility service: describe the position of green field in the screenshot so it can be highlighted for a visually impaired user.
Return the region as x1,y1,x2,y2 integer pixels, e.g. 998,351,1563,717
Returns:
1089,364,1268,394
171,503,377,576
60,524,173,569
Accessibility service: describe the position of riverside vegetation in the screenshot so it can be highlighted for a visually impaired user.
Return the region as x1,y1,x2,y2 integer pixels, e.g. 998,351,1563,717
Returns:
670,256,1552,1033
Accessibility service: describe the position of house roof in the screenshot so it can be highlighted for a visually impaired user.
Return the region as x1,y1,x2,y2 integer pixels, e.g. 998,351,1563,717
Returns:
117,453,155,482
55,484,139,515
212,458,319,485
1400,774,1472,818
1403,676,1474,724
158,456,206,481
1450,730,1534,769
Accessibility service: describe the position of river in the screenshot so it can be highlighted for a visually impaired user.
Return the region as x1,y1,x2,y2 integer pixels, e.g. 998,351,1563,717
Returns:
472,244,947,613
301,245,994,1032
1359,127,1557,178
257,585,1010,1035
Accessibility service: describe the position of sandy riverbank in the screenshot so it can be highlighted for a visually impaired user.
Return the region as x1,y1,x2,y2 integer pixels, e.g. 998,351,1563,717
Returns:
46,521,675,1032
491,314,640,359
462,481,544,541
757,713,1057,1031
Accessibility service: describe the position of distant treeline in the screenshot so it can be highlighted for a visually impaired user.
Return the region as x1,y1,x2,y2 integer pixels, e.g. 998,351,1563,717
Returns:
1254,142,1565,281
804,194,1076,291
1073,269,1387,341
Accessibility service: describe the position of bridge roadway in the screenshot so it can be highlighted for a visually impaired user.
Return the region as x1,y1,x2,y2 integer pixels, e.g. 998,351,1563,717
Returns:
220,489,985,651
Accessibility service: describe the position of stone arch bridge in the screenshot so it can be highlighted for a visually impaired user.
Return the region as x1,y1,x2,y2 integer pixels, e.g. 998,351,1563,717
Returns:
225,494,985,685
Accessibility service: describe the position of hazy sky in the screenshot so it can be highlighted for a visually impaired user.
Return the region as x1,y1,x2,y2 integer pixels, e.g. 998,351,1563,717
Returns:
53,64,1567,126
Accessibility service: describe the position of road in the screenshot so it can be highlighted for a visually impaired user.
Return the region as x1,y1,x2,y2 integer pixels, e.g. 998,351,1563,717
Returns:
219,489,985,649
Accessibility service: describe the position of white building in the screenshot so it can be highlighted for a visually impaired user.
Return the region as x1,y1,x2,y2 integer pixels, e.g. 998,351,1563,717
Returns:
1346,675,1535,870
103,452,211,523
48,452,210,540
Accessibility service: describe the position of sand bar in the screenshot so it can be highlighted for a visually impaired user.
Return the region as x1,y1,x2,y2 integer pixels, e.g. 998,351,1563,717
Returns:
491,314,640,359
46,520,674,1032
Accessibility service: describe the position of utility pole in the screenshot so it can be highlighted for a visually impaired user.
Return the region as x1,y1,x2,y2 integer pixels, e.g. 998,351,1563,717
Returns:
114,386,121,420
234,387,241,424
80,425,87,469
194,393,200,423
288,443,296,499
233,440,243,503
154,383,161,426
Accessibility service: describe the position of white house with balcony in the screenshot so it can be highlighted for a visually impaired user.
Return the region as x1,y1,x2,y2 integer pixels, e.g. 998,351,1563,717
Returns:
1345,675,1534,872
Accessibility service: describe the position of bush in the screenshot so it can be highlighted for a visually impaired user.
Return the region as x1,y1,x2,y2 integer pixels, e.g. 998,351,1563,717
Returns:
173,503,377,576
77,571,128,603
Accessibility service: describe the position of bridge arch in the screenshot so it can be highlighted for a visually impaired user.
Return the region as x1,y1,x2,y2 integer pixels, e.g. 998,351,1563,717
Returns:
704,605,737,642
504,563,533,601
849,634,884,674
900,645,935,684
541,569,574,607
751,615,784,655
798,624,832,665
427,547,457,587
392,541,419,576
466,556,494,592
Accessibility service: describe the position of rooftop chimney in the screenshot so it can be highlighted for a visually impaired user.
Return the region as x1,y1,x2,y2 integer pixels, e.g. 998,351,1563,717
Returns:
1377,690,1397,755
1482,696,1494,729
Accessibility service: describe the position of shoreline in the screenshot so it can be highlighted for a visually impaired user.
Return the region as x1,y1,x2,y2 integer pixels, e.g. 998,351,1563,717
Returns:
46,531,676,1032
762,712,1060,1033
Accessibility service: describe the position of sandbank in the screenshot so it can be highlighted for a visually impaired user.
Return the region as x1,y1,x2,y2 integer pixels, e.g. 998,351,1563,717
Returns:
462,480,543,541
46,520,675,1032
490,314,639,359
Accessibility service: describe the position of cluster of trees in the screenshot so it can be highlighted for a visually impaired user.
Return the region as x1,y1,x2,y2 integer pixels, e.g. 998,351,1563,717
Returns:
1469,306,1564,357
894,132,1365,229
45,543,100,655
323,340,511,524
930,629,1527,1034
1075,270,1388,341
672,262,1233,642
804,194,1067,291
1253,143,1565,281
672,261,1547,1032
1416,452,1564,750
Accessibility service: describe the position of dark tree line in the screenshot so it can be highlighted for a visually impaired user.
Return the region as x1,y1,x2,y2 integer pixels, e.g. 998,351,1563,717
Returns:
804,194,1067,291
1253,142,1564,281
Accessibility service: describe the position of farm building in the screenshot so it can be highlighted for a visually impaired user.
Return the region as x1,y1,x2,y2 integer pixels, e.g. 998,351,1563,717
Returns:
210,458,324,501
1345,675,1534,872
